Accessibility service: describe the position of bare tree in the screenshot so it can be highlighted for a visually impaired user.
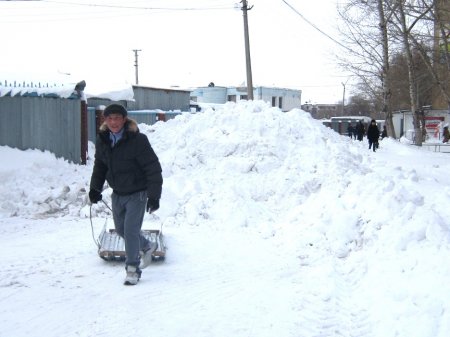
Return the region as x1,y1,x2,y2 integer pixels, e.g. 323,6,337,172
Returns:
338,0,450,143
409,0,450,112
387,0,433,145
337,0,397,137
389,49,434,109
377,0,397,137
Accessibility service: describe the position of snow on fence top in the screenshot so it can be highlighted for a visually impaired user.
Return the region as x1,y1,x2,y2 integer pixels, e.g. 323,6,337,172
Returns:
0,71,134,101
0,79,78,98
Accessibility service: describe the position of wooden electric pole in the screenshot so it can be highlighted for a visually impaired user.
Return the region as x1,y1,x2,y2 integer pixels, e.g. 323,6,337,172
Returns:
241,0,254,100
133,49,141,85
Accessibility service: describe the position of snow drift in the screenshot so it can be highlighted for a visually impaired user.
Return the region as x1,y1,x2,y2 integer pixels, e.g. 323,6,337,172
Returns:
1,100,450,337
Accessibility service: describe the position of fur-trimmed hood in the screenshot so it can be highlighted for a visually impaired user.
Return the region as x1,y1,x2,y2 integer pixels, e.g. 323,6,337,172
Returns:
99,118,139,133
90,116,163,199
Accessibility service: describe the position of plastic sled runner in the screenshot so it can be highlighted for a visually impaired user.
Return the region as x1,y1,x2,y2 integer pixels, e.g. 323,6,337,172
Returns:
98,228,166,262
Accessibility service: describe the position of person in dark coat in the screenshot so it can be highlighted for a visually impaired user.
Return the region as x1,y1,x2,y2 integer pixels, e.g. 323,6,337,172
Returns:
367,119,380,152
347,124,354,138
89,103,163,285
442,126,450,143
355,120,365,141
381,125,388,139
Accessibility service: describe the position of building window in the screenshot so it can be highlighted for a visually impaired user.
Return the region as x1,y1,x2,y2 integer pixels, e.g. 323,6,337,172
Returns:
241,95,248,100
278,97,283,109
228,95,236,102
272,96,276,107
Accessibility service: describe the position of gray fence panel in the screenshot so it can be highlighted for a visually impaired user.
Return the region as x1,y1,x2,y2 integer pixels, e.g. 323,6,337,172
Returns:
0,97,22,146
131,87,190,111
88,107,97,143
128,111,158,125
0,96,81,163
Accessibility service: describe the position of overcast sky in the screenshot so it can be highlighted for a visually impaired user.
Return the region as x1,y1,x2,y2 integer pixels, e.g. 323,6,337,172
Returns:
0,0,351,104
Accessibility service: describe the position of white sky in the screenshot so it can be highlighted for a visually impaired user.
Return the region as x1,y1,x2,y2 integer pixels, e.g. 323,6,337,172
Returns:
0,0,351,104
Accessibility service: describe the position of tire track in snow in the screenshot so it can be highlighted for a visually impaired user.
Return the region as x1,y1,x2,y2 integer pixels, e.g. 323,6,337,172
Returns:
292,253,374,337
131,227,304,337
1,217,376,337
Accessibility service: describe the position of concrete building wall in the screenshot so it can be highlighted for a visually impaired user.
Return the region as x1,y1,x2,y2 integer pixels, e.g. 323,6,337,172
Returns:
191,86,302,111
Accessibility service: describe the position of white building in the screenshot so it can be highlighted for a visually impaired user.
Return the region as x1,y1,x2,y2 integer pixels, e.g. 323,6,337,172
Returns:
392,109,450,140
190,85,301,112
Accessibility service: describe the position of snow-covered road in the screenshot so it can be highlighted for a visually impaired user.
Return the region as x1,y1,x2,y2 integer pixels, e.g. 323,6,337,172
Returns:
1,101,450,337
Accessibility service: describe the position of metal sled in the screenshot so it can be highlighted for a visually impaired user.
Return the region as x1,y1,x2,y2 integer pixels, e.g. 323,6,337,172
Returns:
98,228,166,262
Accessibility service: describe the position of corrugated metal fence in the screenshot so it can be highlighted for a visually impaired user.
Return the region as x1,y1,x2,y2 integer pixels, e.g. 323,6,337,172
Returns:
0,96,81,163
1,97,184,164
130,86,190,111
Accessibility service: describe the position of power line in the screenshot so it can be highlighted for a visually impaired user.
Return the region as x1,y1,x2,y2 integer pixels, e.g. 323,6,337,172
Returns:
39,0,235,11
0,1,236,23
281,0,353,53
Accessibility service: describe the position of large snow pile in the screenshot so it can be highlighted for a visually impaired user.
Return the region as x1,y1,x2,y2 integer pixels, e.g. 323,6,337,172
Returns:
1,100,450,337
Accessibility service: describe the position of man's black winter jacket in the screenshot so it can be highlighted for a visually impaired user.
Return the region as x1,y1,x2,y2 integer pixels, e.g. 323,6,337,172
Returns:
90,119,163,200
367,124,380,142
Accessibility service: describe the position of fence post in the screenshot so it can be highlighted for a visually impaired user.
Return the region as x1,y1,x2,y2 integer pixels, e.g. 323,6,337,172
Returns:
75,81,88,165
80,98,88,165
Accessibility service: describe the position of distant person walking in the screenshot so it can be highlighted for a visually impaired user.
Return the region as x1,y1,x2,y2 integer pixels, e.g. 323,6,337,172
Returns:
443,126,450,143
381,125,388,139
355,120,365,141
347,124,354,139
367,119,380,152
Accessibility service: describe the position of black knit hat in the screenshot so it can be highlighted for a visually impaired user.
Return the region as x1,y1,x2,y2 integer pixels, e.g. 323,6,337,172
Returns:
104,104,128,117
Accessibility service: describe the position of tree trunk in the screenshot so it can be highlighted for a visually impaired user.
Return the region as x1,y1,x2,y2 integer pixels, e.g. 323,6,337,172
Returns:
378,0,396,138
397,0,422,145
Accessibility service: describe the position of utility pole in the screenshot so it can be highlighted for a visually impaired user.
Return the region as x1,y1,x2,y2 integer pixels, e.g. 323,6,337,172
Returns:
341,79,349,115
133,49,141,85
241,0,254,100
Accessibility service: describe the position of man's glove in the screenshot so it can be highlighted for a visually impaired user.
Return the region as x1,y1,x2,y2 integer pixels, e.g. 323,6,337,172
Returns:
146,199,160,213
89,189,102,204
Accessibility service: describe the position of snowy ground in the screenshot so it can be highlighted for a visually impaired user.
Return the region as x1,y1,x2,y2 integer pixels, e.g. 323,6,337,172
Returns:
1,101,450,337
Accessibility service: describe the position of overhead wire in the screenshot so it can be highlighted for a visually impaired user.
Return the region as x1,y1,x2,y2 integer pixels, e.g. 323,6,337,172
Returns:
0,0,236,23
2,0,350,95
40,0,235,11
281,0,354,53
